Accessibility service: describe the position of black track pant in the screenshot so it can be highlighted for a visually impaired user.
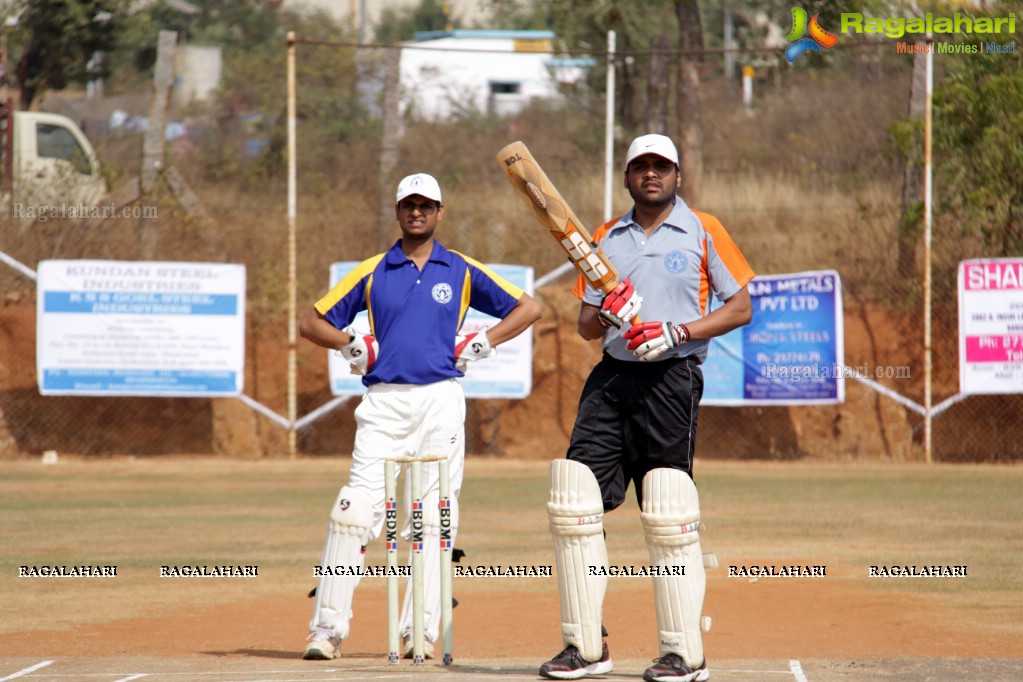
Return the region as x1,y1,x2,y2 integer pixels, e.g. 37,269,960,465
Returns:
566,353,703,511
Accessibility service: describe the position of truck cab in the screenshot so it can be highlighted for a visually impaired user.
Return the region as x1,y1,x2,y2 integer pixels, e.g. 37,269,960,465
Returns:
2,103,107,211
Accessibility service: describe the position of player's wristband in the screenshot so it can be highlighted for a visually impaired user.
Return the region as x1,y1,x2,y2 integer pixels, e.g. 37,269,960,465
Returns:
676,322,691,344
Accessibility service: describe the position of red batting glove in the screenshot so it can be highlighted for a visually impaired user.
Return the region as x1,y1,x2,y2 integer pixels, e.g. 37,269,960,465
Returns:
598,278,643,329
623,321,689,362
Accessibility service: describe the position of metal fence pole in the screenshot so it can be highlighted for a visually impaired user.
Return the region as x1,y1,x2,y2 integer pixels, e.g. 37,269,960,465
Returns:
923,34,934,464
287,31,298,458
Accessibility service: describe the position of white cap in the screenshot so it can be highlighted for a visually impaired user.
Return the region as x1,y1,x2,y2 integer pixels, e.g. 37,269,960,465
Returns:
396,173,442,204
625,134,679,167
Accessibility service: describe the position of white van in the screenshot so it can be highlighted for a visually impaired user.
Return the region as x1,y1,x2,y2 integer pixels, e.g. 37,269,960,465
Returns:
2,107,108,215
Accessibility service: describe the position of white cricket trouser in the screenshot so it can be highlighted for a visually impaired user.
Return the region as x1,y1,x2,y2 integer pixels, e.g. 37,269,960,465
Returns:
310,378,465,643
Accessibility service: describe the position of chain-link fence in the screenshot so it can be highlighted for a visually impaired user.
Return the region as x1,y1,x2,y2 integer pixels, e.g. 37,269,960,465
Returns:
1,25,1020,462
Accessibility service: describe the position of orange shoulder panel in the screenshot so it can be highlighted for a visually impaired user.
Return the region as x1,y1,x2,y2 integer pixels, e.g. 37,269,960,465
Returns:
692,210,755,287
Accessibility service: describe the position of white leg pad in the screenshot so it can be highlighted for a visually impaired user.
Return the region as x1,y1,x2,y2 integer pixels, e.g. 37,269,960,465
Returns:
398,490,459,643
309,486,375,638
640,468,706,667
548,459,607,663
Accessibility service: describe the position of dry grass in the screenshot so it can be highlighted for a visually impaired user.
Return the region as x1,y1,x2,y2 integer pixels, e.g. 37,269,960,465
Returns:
701,171,902,297
1,457,1020,638
1,60,915,308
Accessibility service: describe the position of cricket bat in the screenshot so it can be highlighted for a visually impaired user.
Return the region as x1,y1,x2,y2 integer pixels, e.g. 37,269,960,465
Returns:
496,141,636,320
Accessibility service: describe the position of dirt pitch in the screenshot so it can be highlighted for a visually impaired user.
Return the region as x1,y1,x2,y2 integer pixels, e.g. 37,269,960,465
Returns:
1,457,1021,682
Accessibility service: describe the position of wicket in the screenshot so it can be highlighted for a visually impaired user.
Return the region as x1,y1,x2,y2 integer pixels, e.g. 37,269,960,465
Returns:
384,455,454,666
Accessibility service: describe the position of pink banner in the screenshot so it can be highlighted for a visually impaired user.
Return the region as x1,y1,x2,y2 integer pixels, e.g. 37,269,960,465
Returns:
962,260,1023,290
964,335,1023,362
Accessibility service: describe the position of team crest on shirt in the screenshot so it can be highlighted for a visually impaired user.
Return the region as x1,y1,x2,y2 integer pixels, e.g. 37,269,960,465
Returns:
664,250,689,274
432,282,453,304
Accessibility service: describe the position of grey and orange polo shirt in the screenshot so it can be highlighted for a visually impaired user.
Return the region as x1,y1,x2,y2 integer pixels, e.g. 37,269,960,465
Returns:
574,197,755,362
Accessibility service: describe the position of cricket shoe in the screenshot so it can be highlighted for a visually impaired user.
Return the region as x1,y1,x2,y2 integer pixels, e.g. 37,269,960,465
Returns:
642,653,709,682
538,640,613,679
401,635,435,660
303,627,340,660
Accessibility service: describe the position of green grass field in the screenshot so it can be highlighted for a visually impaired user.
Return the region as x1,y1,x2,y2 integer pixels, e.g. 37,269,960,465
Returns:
1,456,1021,661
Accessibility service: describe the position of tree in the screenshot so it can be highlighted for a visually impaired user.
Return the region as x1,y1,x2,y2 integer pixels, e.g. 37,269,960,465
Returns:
675,0,704,203
13,0,125,109
209,5,364,183
897,46,927,285
480,0,558,30
933,25,1023,256
705,0,869,50
500,0,678,155
108,1,300,91
485,1,695,187
375,0,457,44
891,2,1023,263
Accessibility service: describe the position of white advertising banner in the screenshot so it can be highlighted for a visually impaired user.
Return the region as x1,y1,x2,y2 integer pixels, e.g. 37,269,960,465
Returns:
36,260,246,396
328,262,534,399
958,258,1023,394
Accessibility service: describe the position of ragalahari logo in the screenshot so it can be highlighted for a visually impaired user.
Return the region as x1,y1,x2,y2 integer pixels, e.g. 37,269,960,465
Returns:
785,7,839,62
